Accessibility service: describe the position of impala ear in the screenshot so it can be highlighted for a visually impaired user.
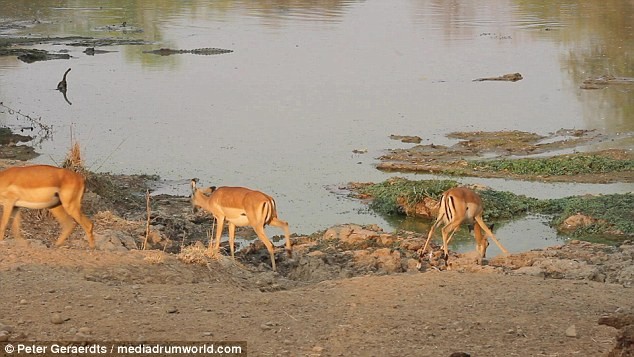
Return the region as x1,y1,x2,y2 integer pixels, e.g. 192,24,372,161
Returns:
191,178,199,192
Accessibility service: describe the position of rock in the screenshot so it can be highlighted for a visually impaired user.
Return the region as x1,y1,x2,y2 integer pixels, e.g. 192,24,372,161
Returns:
389,134,422,144
50,313,65,324
78,327,92,335
0,322,13,333
95,230,137,251
599,312,634,329
565,324,577,338
323,224,380,247
312,345,325,353
374,248,403,273
406,258,421,271
513,266,544,277
0,331,9,342
560,214,597,231
398,196,438,218
599,310,634,356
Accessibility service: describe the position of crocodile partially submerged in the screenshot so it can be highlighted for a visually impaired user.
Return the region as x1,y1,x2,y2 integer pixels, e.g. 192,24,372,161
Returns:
143,48,233,56
473,72,523,82
580,75,634,89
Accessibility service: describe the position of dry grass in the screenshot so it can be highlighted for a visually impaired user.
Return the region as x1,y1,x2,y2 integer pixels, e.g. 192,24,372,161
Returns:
143,250,166,265
62,141,85,173
178,242,220,265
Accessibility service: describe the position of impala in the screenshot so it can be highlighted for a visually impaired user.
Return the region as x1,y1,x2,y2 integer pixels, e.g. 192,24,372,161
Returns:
190,179,291,270
0,165,95,248
419,187,508,265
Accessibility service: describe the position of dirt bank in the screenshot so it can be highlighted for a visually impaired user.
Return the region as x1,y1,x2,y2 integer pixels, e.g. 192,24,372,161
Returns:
0,236,632,357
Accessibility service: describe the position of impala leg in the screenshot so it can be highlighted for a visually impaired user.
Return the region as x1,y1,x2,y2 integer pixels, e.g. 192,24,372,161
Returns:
473,222,486,264
65,207,94,249
476,216,508,255
254,225,276,271
269,218,292,257
211,216,225,254
440,220,462,262
228,222,236,259
59,190,95,249
444,226,460,247
10,209,24,240
0,203,17,241
49,205,77,247
420,216,444,259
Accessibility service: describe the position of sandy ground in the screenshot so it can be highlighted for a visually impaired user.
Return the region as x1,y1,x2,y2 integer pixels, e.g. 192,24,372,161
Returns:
0,235,631,357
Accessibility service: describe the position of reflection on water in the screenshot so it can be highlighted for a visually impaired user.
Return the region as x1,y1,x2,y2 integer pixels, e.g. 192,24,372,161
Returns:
0,1,632,251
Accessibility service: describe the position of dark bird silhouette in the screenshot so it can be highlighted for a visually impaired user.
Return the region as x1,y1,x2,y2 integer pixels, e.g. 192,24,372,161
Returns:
57,68,71,92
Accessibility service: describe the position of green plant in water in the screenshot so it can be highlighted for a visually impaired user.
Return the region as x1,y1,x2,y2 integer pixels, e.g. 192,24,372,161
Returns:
358,177,458,215
470,154,634,176
478,190,539,220
542,193,634,237
355,178,633,239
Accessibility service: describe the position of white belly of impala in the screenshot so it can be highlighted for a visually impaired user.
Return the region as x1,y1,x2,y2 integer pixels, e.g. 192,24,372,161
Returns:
15,197,61,209
223,208,250,226
6,186,62,209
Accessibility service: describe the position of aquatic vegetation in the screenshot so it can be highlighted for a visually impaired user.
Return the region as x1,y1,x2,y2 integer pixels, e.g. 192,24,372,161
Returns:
542,193,634,237
353,178,633,238
357,177,457,215
469,153,634,176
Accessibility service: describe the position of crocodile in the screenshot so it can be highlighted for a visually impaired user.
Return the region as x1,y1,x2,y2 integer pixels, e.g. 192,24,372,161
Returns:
143,48,233,56
473,72,523,82
580,75,634,89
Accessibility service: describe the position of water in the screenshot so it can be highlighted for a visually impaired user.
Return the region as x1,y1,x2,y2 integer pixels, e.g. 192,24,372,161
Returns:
1,1,632,253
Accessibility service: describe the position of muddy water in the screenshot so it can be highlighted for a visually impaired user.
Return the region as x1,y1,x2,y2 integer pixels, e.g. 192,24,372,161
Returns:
0,1,632,254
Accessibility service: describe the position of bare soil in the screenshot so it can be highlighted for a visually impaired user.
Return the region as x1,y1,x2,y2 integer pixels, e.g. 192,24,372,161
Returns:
1,221,633,356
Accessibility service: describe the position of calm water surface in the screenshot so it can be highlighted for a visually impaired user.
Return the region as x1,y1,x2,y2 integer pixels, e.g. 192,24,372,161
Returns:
1,1,632,253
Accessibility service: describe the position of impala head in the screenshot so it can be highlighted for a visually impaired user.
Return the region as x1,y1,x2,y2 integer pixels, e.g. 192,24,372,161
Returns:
190,178,216,213
476,238,490,260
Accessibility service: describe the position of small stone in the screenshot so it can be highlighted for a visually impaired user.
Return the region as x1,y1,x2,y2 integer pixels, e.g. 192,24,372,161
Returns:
0,323,12,333
75,332,91,340
202,332,213,337
260,322,276,331
565,324,577,338
312,346,324,353
0,331,9,342
19,299,27,305
78,327,92,335
166,307,178,314
51,313,65,324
